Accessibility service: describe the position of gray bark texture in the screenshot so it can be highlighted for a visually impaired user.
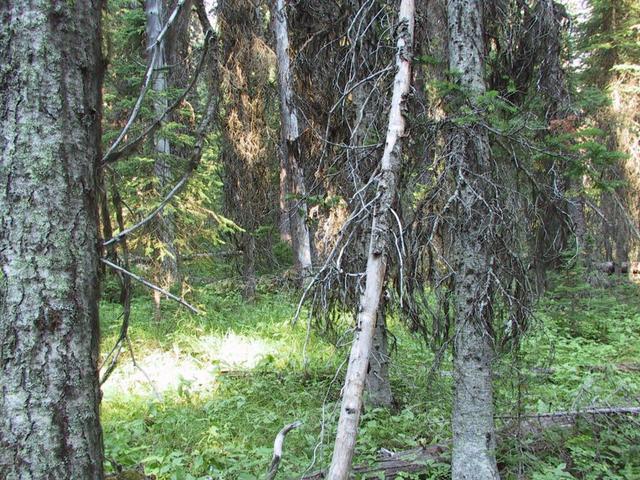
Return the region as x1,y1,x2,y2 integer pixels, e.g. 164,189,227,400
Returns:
0,1,104,479
447,1,500,479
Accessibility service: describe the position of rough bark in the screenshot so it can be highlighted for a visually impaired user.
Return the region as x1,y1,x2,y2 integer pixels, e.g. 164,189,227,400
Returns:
447,1,500,479
0,1,104,478
271,0,313,279
326,2,414,478
146,0,179,318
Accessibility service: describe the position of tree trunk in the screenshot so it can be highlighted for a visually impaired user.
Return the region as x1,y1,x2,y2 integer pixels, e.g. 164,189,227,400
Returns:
327,2,414,478
219,0,276,299
568,186,589,265
365,308,393,408
0,1,104,478
271,0,313,279
446,1,500,479
242,233,257,301
146,0,178,318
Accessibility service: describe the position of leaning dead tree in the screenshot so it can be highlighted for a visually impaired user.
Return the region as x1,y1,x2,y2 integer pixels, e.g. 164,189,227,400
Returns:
326,1,415,478
291,0,397,407
343,0,396,409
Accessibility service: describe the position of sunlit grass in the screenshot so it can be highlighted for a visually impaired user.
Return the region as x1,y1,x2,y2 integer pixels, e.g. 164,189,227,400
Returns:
100,273,640,479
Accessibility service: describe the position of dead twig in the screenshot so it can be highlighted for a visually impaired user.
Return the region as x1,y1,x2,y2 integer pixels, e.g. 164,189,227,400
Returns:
265,421,303,480
101,258,200,314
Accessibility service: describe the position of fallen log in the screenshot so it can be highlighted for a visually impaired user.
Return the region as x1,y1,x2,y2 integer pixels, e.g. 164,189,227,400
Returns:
587,363,640,373
499,406,640,437
299,406,640,479
301,445,447,480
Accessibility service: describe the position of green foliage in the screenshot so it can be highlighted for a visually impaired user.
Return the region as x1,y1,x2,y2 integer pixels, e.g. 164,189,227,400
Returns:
101,1,236,278
579,0,640,86
100,272,640,479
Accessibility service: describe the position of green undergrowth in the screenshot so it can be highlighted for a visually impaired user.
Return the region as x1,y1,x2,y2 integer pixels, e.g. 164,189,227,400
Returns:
100,271,640,479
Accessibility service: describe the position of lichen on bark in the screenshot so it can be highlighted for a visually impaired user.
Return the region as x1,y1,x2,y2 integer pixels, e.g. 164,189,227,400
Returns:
0,1,104,479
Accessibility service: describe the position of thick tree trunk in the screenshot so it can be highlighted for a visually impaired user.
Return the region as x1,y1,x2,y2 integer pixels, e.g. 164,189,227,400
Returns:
327,2,414,478
447,1,500,479
0,2,104,478
219,0,276,299
271,0,313,279
146,0,178,318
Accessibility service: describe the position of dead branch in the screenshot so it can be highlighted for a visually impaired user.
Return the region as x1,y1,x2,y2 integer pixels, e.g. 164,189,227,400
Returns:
147,0,188,52
102,0,188,163
103,85,218,247
101,258,200,314
100,177,134,385
265,421,303,480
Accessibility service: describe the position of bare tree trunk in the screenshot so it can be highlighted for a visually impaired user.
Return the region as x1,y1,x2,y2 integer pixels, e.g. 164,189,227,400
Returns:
279,160,293,244
327,2,414,478
568,186,589,265
146,0,178,319
0,1,104,478
271,0,313,279
447,1,500,479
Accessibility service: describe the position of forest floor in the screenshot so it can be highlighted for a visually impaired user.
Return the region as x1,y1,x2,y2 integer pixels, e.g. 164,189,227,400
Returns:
100,266,640,480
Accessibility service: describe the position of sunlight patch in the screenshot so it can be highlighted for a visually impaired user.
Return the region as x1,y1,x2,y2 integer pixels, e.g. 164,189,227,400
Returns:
198,332,275,369
101,334,275,399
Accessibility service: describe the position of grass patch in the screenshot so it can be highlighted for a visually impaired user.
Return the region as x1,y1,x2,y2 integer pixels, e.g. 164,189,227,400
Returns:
101,273,640,479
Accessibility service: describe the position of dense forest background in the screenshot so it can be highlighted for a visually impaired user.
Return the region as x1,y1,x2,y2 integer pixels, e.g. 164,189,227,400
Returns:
1,0,639,479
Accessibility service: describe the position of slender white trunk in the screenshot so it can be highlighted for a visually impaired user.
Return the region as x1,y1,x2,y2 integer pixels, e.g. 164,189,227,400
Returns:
326,2,414,478
271,0,312,278
447,1,500,479
147,0,172,182
146,0,178,308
